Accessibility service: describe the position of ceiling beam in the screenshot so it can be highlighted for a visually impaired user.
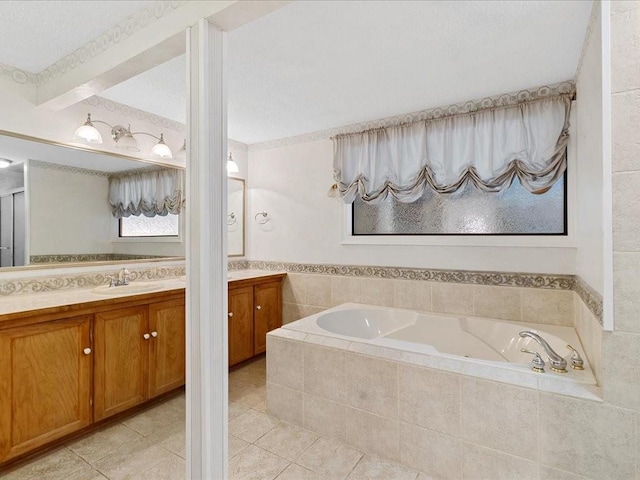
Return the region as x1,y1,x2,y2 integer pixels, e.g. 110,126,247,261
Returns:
36,0,291,111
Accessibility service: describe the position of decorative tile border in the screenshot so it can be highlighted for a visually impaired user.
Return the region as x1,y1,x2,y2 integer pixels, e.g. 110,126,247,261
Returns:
0,257,603,326
247,260,575,289
0,264,185,297
30,254,168,264
249,81,576,152
247,260,603,325
574,275,604,325
30,159,110,177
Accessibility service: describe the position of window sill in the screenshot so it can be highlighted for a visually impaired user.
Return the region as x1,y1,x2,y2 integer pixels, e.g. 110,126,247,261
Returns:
111,236,182,244
341,235,577,248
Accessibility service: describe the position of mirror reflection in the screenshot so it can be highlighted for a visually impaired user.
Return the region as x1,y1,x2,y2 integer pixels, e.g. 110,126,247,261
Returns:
228,178,245,257
0,133,246,269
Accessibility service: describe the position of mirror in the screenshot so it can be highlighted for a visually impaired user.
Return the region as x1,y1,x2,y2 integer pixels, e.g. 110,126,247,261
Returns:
0,131,186,270
228,178,245,257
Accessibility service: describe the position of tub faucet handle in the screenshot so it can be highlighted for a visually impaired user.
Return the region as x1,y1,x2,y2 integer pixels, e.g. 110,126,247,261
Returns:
566,344,584,370
521,348,545,373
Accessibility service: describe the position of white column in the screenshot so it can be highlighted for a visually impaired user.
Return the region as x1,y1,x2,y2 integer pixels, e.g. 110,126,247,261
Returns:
186,19,228,479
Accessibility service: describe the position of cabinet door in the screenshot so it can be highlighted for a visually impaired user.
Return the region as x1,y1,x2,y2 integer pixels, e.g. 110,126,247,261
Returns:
94,306,148,421
0,316,92,462
149,299,186,398
228,286,254,366
254,282,282,355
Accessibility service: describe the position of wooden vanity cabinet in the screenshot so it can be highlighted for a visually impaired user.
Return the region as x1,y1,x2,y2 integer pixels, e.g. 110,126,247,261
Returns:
228,274,285,367
94,306,149,421
94,297,186,421
0,315,92,462
0,289,186,465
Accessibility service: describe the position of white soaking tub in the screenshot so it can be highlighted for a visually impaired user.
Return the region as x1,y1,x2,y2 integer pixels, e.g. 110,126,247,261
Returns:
282,303,598,391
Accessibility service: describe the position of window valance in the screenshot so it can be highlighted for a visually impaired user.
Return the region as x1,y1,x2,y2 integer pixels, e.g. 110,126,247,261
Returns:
333,95,571,204
108,168,185,218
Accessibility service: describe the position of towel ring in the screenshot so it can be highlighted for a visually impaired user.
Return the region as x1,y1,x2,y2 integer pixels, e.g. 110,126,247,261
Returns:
254,211,269,225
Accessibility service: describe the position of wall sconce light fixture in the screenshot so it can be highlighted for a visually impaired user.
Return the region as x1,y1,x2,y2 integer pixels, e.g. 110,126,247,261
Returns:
74,113,178,160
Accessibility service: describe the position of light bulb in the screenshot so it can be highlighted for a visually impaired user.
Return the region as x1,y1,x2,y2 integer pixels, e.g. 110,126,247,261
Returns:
227,152,239,173
151,134,173,159
73,114,103,144
0,158,12,168
115,127,140,152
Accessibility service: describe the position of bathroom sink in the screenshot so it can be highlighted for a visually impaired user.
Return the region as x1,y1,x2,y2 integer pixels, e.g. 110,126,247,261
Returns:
92,282,163,295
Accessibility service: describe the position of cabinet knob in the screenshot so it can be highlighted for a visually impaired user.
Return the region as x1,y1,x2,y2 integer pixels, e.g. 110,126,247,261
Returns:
256,305,262,310
83,347,92,355
143,333,151,340
151,331,158,338
228,312,233,317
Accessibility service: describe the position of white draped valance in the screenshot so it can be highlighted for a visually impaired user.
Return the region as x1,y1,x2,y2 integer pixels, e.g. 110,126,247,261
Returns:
109,168,185,218
333,95,571,204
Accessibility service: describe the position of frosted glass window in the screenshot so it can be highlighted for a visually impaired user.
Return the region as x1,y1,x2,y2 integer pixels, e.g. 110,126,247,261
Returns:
353,176,566,235
119,213,180,237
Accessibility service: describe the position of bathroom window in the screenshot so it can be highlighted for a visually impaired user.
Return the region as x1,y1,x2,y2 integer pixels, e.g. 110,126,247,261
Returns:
119,213,180,237
352,175,567,235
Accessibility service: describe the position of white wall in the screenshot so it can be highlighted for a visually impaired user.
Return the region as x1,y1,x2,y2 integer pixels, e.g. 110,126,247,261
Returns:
575,6,605,295
247,139,577,274
0,168,24,192
29,163,111,255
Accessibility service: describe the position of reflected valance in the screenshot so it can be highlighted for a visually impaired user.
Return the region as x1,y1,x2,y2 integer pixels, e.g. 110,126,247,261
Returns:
108,168,185,218
333,95,572,204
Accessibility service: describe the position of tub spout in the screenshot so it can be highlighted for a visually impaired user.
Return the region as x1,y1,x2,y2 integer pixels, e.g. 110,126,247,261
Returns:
519,331,567,373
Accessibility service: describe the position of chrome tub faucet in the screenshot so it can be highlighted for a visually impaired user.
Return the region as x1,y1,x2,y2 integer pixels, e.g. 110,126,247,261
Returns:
519,330,567,373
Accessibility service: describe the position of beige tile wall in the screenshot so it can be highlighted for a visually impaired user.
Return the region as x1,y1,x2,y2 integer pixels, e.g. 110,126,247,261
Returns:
282,273,576,327
267,333,636,480
607,6,640,460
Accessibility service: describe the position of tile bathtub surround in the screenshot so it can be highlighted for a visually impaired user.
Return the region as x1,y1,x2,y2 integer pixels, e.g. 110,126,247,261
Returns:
281,272,579,328
252,260,603,325
267,331,635,480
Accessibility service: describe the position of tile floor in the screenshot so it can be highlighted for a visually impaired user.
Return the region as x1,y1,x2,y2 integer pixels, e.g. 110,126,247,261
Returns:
3,356,431,480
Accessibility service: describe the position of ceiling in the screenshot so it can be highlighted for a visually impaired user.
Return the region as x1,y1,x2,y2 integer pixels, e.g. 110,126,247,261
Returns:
0,1,593,145
0,1,153,73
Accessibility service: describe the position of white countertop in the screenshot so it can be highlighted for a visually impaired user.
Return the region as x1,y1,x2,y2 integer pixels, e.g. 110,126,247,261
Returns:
0,270,286,317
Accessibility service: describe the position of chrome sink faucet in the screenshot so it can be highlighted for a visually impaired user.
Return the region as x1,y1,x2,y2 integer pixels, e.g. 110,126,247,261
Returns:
519,331,567,373
108,268,131,287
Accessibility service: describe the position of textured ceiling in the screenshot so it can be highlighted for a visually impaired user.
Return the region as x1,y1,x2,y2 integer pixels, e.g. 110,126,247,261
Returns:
102,0,593,145
0,0,153,72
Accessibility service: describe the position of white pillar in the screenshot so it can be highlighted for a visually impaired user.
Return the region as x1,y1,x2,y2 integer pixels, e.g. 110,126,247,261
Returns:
186,19,228,479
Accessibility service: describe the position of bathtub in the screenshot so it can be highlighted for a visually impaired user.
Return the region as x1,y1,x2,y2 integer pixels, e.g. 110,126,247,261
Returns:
281,303,597,388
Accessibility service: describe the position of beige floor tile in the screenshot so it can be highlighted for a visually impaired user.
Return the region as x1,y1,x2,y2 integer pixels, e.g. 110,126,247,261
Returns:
67,423,144,464
229,409,280,443
64,466,109,480
230,434,251,459
93,437,173,480
147,421,186,459
2,448,89,480
296,438,363,479
253,400,268,413
131,454,185,480
229,445,289,480
231,367,268,387
122,402,185,436
164,393,186,413
276,463,326,480
347,455,419,480
230,401,251,420
256,423,319,462
230,379,267,408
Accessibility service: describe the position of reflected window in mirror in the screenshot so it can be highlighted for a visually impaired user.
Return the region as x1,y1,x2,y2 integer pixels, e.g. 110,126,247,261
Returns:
119,214,180,238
